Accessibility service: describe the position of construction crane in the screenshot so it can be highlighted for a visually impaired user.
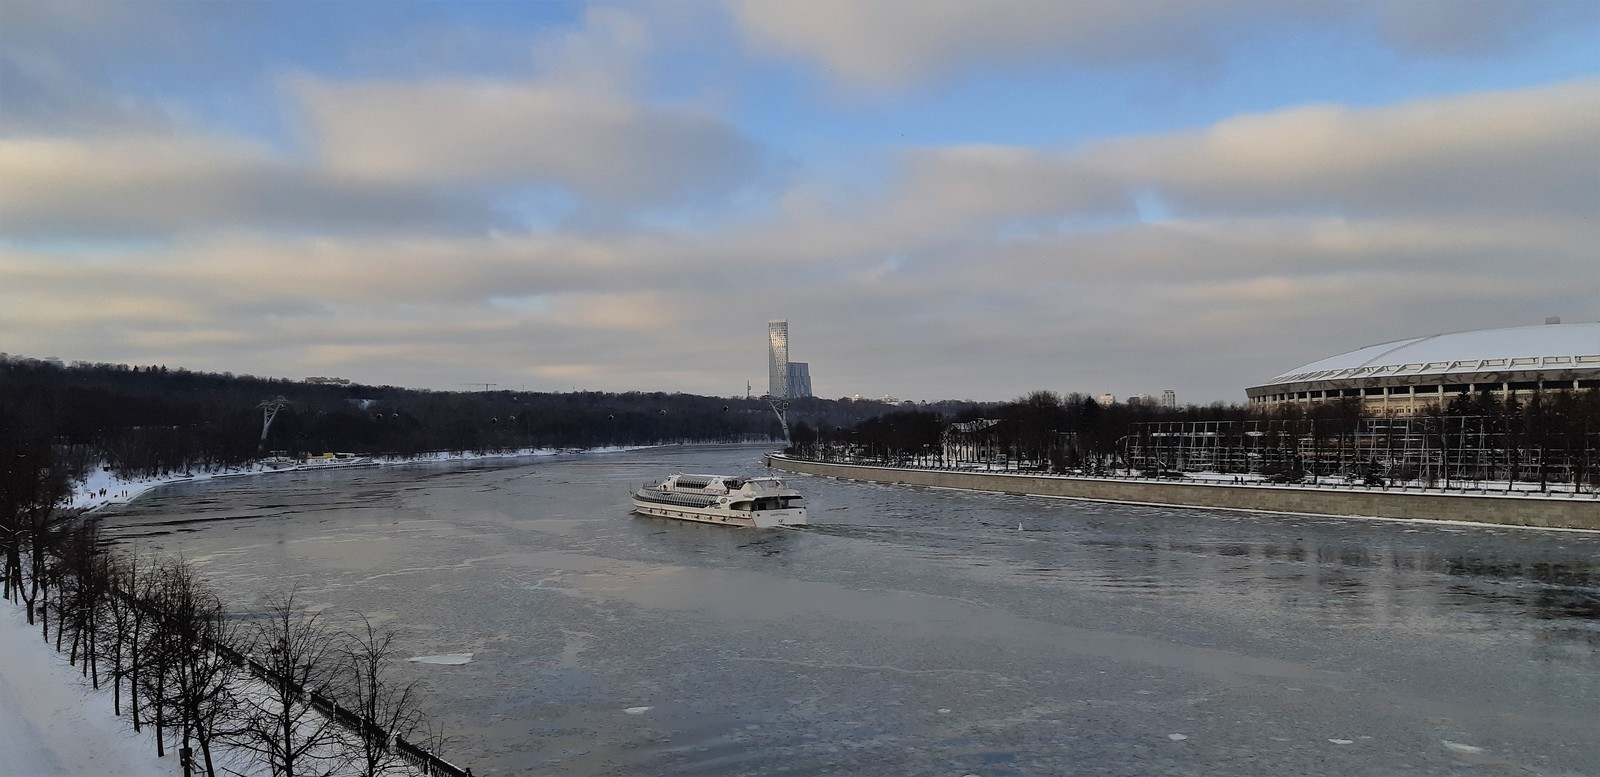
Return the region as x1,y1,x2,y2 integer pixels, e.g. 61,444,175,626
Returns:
460,383,498,392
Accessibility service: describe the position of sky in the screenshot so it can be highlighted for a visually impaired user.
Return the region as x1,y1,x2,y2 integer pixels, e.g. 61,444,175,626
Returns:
1,0,1597,403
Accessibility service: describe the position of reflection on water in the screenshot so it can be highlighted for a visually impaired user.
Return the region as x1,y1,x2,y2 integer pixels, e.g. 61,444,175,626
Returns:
97,446,1600,776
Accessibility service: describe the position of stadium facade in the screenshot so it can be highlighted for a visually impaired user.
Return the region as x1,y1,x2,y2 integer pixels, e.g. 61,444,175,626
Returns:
1245,322,1600,415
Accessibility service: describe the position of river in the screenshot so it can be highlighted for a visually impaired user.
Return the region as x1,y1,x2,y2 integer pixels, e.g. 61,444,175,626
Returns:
98,444,1600,776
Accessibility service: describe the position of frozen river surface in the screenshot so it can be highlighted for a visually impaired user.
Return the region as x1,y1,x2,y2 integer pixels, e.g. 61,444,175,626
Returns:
100,445,1600,776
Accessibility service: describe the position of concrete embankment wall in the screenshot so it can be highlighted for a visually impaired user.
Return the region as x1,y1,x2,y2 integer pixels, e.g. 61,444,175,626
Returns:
766,456,1600,531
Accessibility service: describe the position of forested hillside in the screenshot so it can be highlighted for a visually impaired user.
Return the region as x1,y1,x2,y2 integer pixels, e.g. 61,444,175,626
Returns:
0,357,973,479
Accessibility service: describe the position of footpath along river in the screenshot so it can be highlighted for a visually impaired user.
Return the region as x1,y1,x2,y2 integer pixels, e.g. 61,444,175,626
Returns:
97,444,1600,776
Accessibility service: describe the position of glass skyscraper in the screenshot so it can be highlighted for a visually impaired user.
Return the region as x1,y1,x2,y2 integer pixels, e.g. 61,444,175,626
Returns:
767,319,814,398
768,320,789,398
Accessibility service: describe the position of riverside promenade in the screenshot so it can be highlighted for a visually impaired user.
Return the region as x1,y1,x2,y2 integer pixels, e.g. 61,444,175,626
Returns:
766,455,1600,531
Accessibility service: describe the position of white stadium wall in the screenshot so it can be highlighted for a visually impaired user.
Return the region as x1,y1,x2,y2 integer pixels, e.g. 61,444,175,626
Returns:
1245,323,1600,415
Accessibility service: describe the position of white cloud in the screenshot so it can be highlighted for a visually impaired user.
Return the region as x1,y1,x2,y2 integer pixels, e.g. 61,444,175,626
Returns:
1,79,1594,401
727,0,1246,88
1088,80,1600,218
294,77,759,205
728,0,1593,88
0,132,492,237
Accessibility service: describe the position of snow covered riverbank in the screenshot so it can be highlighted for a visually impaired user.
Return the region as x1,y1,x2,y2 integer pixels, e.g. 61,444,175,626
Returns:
68,445,648,513
15,445,609,777
4,443,666,776
0,604,177,776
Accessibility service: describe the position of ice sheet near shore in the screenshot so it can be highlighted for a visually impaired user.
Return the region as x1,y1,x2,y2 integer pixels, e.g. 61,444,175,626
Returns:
0,604,178,776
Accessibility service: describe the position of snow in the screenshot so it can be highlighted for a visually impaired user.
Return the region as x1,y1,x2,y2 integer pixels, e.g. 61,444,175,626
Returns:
12,445,617,777
0,604,178,777
829,458,1592,498
67,445,652,514
0,600,454,777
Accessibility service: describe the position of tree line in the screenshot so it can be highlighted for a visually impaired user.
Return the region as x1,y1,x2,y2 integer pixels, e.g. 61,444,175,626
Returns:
5,512,454,777
1,356,965,480
793,388,1599,489
792,390,1252,468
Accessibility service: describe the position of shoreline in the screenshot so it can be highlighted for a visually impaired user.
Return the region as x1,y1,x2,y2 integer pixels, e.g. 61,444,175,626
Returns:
68,445,652,514
768,455,1600,532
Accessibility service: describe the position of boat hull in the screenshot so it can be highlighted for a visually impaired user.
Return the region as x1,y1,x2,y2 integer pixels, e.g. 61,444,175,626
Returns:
631,499,808,528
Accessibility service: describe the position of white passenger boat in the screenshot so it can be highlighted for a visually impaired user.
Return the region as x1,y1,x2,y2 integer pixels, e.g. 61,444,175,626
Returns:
632,474,809,528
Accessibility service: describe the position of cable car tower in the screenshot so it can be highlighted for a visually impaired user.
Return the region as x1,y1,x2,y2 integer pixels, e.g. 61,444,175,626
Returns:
257,396,288,452
762,395,791,442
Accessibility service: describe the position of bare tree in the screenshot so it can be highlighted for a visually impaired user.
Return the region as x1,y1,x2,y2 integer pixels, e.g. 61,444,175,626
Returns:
126,550,152,733
100,553,137,718
232,588,347,777
137,562,178,758
56,520,111,686
340,616,428,777
151,558,241,777
0,402,67,608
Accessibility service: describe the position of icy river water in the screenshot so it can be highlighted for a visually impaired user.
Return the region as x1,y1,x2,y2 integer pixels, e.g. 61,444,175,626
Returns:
99,445,1600,776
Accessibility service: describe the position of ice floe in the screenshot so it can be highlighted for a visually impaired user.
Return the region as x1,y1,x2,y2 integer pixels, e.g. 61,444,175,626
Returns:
408,653,474,665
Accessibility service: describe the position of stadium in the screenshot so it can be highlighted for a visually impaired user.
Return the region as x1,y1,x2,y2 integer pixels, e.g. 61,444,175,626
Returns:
1245,321,1600,415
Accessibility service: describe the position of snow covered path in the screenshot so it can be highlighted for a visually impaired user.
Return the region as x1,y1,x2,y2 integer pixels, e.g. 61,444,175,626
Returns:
0,604,177,777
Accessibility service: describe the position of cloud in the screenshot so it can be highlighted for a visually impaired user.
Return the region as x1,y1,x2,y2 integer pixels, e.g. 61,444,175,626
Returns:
0,0,256,133
0,132,495,237
727,0,1229,88
286,5,757,207
293,77,760,205
1089,80,1600,219
1,79,1594,402
1376,0,1597,57
727,0,1594,88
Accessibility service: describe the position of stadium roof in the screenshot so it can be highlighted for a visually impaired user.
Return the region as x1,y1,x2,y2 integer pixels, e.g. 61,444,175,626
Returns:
1258,322,1600,387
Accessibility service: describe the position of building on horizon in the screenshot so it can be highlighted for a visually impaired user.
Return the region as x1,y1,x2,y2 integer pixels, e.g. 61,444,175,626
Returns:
787,362,812,399
767,320,789,397
1245,321,1599,415
767,319,815,399
1097,393,1117,406
1161,389,1177,409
